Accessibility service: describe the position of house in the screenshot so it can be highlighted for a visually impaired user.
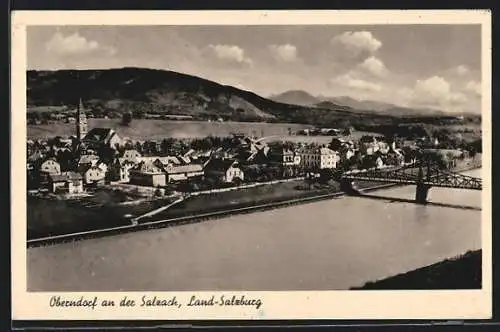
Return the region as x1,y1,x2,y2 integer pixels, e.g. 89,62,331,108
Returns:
48,174,67,193
83,128,123,149
109,158,136,183
269,147,301,166
183,149,196,157
50,137,72,155
204,159,244,183
360,137,391,155
48,172,84,194
377,140,391,154
178,156,191,165
382,140,405,166
27,150,45,170
383,149,405,166
340,148,356,162
299,146,340,170
236,135,270,157
122,149,142,163
95,159,108,173
362,154,384,169
137,156,180,165
129,161,166,187
78,154,100,168
195,156,212,168
330,137,348,151
66,172,84,193
162,163,204,183
40,158,61,175
359,136,380,155
81,165,106,186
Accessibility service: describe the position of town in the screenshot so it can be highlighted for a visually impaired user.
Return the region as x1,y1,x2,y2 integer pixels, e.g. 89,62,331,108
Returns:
28,100,435,193
26,99,481,239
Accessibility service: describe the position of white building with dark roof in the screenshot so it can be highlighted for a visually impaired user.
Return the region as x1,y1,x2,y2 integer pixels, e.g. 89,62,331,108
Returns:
129,161,166,187
83,128,123,149
48,172,84,194
299,146,340,170
204,159,244,183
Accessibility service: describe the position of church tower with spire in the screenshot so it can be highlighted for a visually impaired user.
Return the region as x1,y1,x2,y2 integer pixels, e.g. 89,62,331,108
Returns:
76,98,88,141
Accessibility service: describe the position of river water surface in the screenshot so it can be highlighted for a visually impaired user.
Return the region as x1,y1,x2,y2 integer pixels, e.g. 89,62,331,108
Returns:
27,169,482,291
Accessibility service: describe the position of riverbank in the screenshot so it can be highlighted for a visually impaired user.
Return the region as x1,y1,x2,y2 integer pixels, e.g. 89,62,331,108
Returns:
27,162,481,247
352,250,482,290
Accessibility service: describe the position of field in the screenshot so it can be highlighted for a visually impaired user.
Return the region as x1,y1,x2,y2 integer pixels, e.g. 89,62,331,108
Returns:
27,106,69,113
28,119,315,140
27,118,383,144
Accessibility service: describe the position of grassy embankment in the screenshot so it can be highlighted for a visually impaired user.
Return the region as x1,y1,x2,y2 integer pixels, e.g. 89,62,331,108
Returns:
27,178,384,240
27,189,178,239
353,250,482,290
138,179,386,222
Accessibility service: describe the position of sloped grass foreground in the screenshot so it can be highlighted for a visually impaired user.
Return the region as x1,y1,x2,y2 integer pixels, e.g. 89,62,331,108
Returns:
353,250,482,290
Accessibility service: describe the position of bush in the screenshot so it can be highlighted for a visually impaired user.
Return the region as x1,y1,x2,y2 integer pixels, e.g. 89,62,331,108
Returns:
121,112,133,126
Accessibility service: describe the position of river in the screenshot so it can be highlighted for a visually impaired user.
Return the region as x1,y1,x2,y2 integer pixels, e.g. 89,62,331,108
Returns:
27,169,482,291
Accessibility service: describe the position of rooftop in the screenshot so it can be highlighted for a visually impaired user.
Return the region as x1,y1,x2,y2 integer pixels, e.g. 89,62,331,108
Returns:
205,158,238,172
165,163,204,174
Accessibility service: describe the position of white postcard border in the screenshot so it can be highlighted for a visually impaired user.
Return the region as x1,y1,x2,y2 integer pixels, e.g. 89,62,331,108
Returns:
11,10,492,320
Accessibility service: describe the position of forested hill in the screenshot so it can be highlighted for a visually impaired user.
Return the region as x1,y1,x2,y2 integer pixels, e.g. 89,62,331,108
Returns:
27,67,476,128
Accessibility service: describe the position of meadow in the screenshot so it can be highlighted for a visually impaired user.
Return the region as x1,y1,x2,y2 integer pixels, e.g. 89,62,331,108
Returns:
28,119,314,140
27,118,384,144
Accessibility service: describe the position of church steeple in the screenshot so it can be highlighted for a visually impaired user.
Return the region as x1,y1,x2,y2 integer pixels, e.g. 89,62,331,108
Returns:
76,98,88,141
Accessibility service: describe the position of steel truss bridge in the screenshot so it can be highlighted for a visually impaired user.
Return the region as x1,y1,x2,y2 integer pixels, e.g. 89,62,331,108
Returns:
341,161,481,204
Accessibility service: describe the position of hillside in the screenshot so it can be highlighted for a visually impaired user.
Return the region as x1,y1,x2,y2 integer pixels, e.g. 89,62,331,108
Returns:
269,90,322,106
27,67,395,127
325,95,397,112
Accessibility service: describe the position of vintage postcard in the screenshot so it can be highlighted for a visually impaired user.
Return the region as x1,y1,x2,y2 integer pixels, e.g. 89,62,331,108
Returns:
12,10,492,321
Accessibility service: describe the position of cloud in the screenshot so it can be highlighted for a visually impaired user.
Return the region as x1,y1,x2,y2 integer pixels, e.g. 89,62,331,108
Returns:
331,31,382,54
331,73,382,92
268,44,298,62
358,56,388,77
454,65,469,76
45,32,116,56
400,76,468,111
465,80,481,95
207,44,252,65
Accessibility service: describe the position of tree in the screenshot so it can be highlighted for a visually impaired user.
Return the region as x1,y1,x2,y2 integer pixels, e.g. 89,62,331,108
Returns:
343,126,353,136
121,112,133,126
161,138,175,155
154,187,163,197
329,138,342,151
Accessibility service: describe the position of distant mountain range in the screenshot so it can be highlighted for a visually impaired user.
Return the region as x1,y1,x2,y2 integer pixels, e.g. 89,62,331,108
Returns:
270,90,451,116
27,68,473,129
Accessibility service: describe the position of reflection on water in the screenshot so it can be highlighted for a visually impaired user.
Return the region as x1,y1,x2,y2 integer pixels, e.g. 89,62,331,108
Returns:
27,169,482,291
414,205,431,224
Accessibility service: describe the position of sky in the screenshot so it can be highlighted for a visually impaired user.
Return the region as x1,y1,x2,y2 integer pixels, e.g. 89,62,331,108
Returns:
27,25,482,113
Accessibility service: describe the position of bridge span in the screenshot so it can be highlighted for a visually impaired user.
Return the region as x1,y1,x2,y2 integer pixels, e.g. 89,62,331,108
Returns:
340,161,482,204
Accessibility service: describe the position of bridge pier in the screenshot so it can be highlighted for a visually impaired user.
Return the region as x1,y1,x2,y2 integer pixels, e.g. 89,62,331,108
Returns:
415,183,431,204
